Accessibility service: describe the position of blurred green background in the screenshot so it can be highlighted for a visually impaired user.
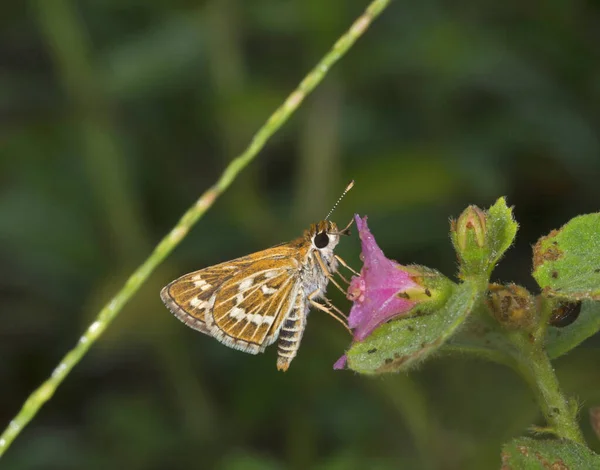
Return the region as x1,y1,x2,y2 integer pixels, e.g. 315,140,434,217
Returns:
2,1,600,468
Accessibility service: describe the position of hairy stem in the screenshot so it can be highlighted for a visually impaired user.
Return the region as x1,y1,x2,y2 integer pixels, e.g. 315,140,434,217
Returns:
0,0,392,456
516,343,584,444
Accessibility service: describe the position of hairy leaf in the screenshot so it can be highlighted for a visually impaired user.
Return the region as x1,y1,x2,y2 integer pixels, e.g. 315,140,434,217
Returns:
533,213,600,300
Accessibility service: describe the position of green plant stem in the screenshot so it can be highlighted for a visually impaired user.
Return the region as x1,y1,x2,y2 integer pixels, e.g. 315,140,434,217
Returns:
516,342,585,444
0,0,391,457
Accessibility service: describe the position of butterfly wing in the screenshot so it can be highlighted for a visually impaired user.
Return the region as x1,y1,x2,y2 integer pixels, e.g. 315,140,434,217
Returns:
160,244,303,354
160,261,243,335
207,257,301,353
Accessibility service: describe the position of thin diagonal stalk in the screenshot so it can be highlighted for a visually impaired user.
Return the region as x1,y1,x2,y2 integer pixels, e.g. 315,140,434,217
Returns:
0,0,392,456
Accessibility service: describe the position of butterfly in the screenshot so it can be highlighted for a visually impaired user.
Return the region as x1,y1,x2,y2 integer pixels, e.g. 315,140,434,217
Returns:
160,182,355,371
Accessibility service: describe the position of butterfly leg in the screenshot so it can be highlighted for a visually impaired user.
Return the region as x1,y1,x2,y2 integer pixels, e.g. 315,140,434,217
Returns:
335,254,359,276
334,270,352,286
323,297,348,318
309,292,352,334
312,251,347,296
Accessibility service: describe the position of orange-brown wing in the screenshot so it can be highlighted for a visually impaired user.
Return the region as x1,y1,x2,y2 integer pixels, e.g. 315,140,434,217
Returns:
160,243,303,354
160,261,244,335
206,256,302,354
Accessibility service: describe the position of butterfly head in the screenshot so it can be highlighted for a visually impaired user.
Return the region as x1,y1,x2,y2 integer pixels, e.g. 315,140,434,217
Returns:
306,219,352,256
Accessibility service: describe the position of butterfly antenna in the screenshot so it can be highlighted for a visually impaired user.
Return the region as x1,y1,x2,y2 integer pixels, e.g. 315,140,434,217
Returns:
325,180,354,221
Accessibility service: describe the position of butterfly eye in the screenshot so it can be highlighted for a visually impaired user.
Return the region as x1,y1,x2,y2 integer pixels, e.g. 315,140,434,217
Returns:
314,231,330,249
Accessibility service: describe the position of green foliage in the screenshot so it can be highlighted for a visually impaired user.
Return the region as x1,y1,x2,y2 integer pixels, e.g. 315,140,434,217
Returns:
485,198,519,272
346,197,596,447
533,213,600,300
447,299,600,363
445,311,519,368
501,437,600,469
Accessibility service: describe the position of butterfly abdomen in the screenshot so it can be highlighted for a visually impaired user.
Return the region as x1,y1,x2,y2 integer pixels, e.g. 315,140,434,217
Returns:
276,291,309,371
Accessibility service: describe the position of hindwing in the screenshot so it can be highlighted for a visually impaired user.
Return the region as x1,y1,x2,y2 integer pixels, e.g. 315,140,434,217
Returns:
209,258,301,353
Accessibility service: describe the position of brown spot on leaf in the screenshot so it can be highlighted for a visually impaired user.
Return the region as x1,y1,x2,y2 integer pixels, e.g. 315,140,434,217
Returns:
532,451,568,470
376,354,408,372
517,445,529,456
500,451,511,470
374,337,443,373
533,230,564,270
551,271,559,279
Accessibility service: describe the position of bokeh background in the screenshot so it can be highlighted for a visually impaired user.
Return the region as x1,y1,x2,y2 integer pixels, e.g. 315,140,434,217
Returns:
2,1,600,468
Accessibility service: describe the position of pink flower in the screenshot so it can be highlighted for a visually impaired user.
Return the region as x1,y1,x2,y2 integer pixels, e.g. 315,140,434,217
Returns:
334,215,442,370
347,215,421,341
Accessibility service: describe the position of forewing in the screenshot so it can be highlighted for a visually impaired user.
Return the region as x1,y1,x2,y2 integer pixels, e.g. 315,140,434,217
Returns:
160,261,242,335
209,256,301,354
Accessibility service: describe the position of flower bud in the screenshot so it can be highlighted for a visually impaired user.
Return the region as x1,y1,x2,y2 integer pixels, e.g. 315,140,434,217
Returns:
453,205,487,252
450,198,518,280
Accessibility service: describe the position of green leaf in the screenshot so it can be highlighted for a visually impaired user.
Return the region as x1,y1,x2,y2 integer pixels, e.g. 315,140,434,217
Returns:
533,213,600,300
501,437,600,469
546,300,600,359
445,300,600,364
444,311,519,367
346,281,478,374
486,197,519,270
451,197,518,279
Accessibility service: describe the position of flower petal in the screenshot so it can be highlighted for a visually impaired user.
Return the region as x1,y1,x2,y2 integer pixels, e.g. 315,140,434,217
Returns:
333,354,347,370
348,215,419,340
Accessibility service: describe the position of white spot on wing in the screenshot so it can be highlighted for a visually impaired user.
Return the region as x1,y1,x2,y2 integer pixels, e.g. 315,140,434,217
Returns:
230,307,246,319
261,285,277,295
228,308,275,326
190,297,208,309
239,277,254,291
193,278,211,290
